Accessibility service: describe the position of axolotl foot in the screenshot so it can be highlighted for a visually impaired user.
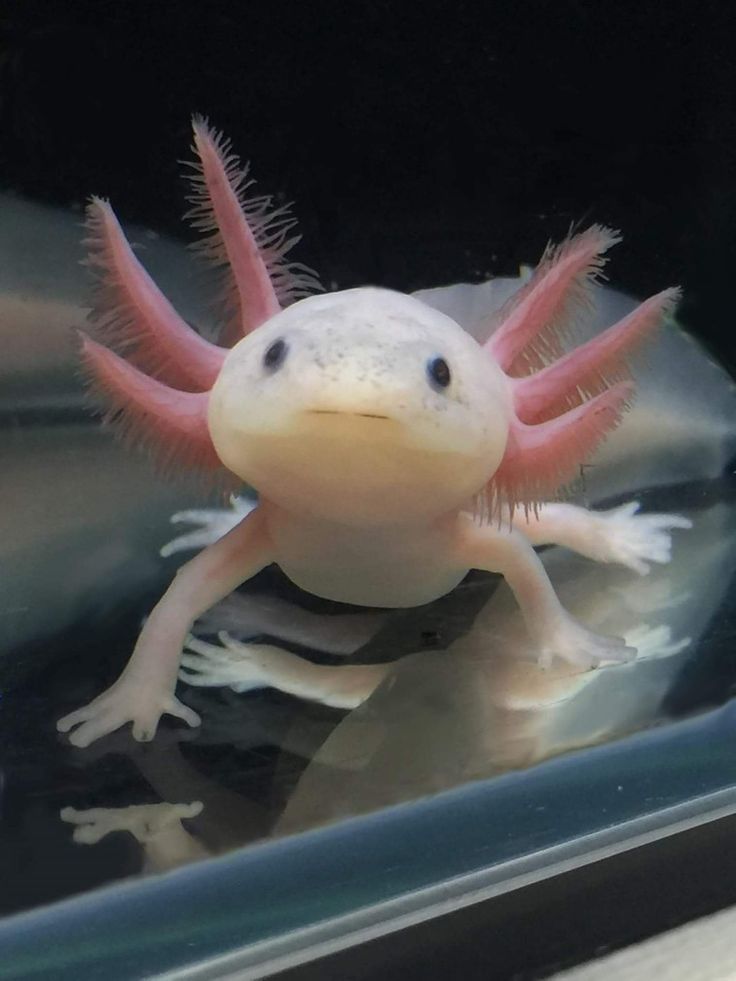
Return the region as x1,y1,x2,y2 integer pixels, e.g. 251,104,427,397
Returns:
536,612,637,672
160,496,257,557
179,632,272,693
60,801,203,844
57,676,201,747
585,502,692,575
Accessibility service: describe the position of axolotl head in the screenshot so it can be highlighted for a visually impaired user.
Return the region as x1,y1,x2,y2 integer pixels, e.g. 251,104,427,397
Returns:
82,129,672,532
208,288,511,523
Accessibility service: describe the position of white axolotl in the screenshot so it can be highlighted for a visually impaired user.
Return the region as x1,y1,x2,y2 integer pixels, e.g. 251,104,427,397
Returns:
57,118,690,747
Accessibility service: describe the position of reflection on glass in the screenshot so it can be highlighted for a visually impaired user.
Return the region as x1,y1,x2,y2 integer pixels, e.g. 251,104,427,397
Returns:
60,801,206,873
53,487,734,875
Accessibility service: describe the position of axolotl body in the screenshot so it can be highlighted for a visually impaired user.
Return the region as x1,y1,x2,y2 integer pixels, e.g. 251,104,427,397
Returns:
57,119,689,747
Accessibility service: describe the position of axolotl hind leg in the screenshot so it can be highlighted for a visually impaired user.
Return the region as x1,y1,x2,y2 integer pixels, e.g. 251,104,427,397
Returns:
512,501,692,576
180,632,390,709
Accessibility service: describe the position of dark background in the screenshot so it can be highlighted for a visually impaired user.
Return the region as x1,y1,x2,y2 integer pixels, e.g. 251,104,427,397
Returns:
0,0,734,368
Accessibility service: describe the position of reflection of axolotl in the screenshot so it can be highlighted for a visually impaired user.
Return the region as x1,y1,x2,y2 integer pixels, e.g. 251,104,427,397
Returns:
57,118,689,747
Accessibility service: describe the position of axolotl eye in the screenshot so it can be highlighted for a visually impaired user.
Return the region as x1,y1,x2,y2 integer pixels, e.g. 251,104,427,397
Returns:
263,338,288,371
426,356,451,390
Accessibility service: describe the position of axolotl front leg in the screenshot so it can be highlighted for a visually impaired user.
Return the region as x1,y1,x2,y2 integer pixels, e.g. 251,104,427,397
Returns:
57,510,273,747
455,515,635,670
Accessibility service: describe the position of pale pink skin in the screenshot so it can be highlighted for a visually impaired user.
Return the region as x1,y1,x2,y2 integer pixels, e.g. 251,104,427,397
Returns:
176,500,689,709
56,119,689,747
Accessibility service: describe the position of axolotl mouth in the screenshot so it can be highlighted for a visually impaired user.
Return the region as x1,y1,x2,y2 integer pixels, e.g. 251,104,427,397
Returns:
306,409,393,421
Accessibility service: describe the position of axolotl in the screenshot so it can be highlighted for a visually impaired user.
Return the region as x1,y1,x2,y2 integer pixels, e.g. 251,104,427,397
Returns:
57,119,690,747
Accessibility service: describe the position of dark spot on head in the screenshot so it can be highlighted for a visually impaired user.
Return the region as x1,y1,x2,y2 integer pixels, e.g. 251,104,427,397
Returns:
427,356,451,390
